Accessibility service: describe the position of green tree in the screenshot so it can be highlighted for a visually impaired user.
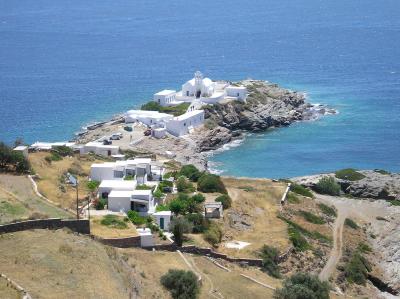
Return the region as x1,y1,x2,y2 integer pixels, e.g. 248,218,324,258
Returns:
197,173,227,193
179,164,202,182
204,222,223,247
170,217,192,246
274,273,330,299
215,194,232,209
176,176,195,193
160,269,200,299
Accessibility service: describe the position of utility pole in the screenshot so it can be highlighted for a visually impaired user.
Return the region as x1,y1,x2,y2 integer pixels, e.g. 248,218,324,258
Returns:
76,177,79,220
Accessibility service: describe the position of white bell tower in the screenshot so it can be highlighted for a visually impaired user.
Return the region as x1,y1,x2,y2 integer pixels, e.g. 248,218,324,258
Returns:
194,71,203,98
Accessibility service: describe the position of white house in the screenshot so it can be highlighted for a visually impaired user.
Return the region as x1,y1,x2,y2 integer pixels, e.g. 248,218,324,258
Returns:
98,180,137,199
152,127,167,139
124,110,173,127
13,146,28,158
30,141,76,151
152,211,172,231
153,90,182,107
80,142,119,157
165,110,205,137
226,85,247,101
108,189,155,215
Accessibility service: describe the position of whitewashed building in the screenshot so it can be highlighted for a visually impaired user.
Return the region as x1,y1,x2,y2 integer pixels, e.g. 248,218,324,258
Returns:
98,180,137,199
226,86,247,101
124,110,173,127
13,146,29,158
108,189,155,215
80,142,119,157
153,90,182,107
152,211,172,231
165,110,205,137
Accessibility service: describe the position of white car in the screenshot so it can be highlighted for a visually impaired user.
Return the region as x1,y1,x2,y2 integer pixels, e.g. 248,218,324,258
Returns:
110,133,122,140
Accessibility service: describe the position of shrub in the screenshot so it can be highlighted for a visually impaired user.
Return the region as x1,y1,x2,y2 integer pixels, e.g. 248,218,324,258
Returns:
259,245,281,278
299,211,326,225
153,188,164,199
344,218,359,229
391,200,400,206
95,197,107,210
274,273,330,299
159,180,173,193
176,176,195,193
344,252,371,285
288,226,310,251
197,173,227,193
160,269,200,299
136,184,153,190
100,215,128,229
335,168,366,181
290,183,314,198
185,213,209,233
156,204,170,212
179,164,202,182
52,145,74,157
87,180,100,192
191,193,205,204
215,194,232,209
127,210,146,225
317,203,337,217
374,169,391,175
49,151,62,161
0,142,30,173
170,217,192,246
286,192,300,204
141,101,162,111
204,222,223,247
314,176,341,196
124,175,134,180
357,242,372,253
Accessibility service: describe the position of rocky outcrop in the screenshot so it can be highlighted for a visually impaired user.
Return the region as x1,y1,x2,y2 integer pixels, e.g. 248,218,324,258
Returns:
194,80,335,152
293,170,400,201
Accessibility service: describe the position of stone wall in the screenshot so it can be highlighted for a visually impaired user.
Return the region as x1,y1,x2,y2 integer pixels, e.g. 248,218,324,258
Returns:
0,218,90,235
93,236,141,248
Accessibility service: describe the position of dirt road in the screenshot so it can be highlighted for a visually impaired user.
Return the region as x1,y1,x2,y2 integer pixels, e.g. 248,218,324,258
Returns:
315,194,389,281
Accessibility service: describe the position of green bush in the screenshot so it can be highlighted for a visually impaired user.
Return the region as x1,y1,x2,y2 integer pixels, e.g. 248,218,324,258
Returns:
0,142,30,173
335,168,366,181
179,164,202,182
141,101,162,111
344,218,359,229
185,213,209,233
160,269,200,299
48,151,62,161
290,183,314,198
95,197,107,210
344,251,371,285
52,145,74,157
87,180,100,192
314,176,341,196
156,204,170,212
136,184,153,190
170,217,192,246
274,273,330,299
141,101,190,116
197,173,227,194
124,175,134,181
127,210,146,225
100,215,128,229
259,245,281,278
204,222,223,247
286,192,300,204
317,203,337,217
159,180,173,193
390,200,400,206
191,193,205,204
176,176,195,193
374,169,391,175
215,194,232,209
153,188,164,199
357,242,372,253
299,211,326,225
288,226,310,251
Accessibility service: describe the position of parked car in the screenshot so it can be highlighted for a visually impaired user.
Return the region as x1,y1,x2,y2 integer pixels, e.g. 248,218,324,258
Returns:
110,133,122,140
144,129,151,136
103,139,112,145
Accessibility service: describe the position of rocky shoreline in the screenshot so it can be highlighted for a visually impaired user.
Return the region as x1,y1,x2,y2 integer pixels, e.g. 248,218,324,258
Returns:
74,80,335,170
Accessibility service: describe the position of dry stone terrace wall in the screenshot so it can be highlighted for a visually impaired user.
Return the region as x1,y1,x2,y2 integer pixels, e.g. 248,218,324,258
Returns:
93,235,141,248
0,218,90,235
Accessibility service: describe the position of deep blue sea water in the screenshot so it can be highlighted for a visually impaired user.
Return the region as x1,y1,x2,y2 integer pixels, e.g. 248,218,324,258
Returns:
1,0,399,178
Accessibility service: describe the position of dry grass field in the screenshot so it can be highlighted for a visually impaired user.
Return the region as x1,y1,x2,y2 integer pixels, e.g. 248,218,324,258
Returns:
0,229,132,299
0,174,72,223
216,177,290,258
28,152,105,210
0,278,20,299
90,215,138,238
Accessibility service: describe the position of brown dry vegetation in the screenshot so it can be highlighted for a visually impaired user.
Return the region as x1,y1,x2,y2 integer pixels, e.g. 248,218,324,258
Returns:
0,174,72,223
203,177,291,258
90,215,138,238
279,194,333,276
28,152,105,211
0,229,132,299
0,277,20,299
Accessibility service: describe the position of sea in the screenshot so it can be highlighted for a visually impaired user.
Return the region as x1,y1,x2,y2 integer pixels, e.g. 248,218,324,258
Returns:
1,0,399,178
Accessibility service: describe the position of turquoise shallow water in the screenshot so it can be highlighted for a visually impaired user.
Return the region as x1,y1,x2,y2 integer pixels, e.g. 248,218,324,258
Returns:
0,0,399,177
